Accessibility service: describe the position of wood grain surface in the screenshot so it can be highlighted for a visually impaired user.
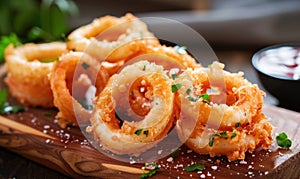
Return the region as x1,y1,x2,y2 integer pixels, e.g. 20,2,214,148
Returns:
0,61,299,178
0,102,299,179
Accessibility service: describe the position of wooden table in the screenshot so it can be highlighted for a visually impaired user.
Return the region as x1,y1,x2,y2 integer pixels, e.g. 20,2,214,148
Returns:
1,50,299,178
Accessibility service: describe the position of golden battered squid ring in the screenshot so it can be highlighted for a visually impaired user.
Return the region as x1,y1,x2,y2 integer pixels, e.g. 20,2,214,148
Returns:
49,52,109,128
4,42,67,107
67,13,159,63
175,61,264,129
175,61,272,161
177,112,273,161
105,44,200,76
89,60,175,156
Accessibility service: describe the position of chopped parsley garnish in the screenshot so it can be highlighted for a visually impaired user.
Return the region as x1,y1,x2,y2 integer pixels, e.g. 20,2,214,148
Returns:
235,122,241,127
209,131,228,147
170,148,180,158
171,73,179,80
135,129,143,136
142,65,146,71
143,130,149,137
171,83,182,93
81,62,90,69
0,89,24,114
187,96,198,102
140,163,159,179
174,45,187,55
78,100,93,111
231,132,237,139
199,93,210,102
186,88,191,95
276,132,292,149
184,163,205,172
40,57,58,63
0,33,21,63
131,90,134,96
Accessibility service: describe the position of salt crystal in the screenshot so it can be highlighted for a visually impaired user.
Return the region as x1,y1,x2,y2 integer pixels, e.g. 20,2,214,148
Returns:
264,171,269,175
158,150,163,155
200,174,206,178
45,139,51,143
211,166,218,170
187,150,193,153
43,125,50,129
239,160,247,164
167,157,173,162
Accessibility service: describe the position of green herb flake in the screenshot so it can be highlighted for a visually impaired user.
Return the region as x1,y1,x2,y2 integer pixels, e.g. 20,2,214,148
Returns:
216,131,227,137
209,134,215,147
171,74,179,80
187,96,198,102
276,132,292,149
140,163,159,179
186,88,191,95
231,132,237,139
170,148,180,158
174,45,187,55
131,90,134,96
143,130,149,137
81,62,90,69
40,57,59,63
0,33,21,63
142,65,146,71
171,83,182,93
135,129,143,136
235,122,241,127
0,89,24,114
184,163,205,172
200,93,210,102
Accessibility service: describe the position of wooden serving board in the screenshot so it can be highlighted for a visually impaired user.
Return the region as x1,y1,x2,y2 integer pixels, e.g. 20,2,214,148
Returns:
0,67,299,179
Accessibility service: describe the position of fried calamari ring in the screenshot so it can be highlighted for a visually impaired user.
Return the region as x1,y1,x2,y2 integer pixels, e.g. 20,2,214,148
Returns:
105,44,200,76
4,42,67,107
89,61,175,156
175,62,264,129
67,13,159,62
175,61,272,161
177,112,273,161
49,52,108,128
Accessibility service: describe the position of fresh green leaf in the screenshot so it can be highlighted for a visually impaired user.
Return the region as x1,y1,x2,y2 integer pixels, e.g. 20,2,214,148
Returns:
231,132,237,139
0,33,21,63
140,163,159,179
81,62,90,69
0,88,8,105
199,93,210,102
209,134,215,147
186,88,191,95
171,74,179,80
171,83,182,93
276,132,292,149
170,148,180,158
143,130,149,137
0,88,24,114
135,129,143,136
40,57,58,63
184,163,205,172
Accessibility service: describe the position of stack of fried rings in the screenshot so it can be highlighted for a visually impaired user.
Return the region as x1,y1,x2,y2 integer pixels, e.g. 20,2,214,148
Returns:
4,42,67,107
3,13,273,161
174,62,273,161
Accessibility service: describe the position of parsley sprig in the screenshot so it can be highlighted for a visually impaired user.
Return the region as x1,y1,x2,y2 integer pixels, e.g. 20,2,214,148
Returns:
184,163,205,172
140,163,159,179
0,89,24,114
209,131,228,147
276,132,292,149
